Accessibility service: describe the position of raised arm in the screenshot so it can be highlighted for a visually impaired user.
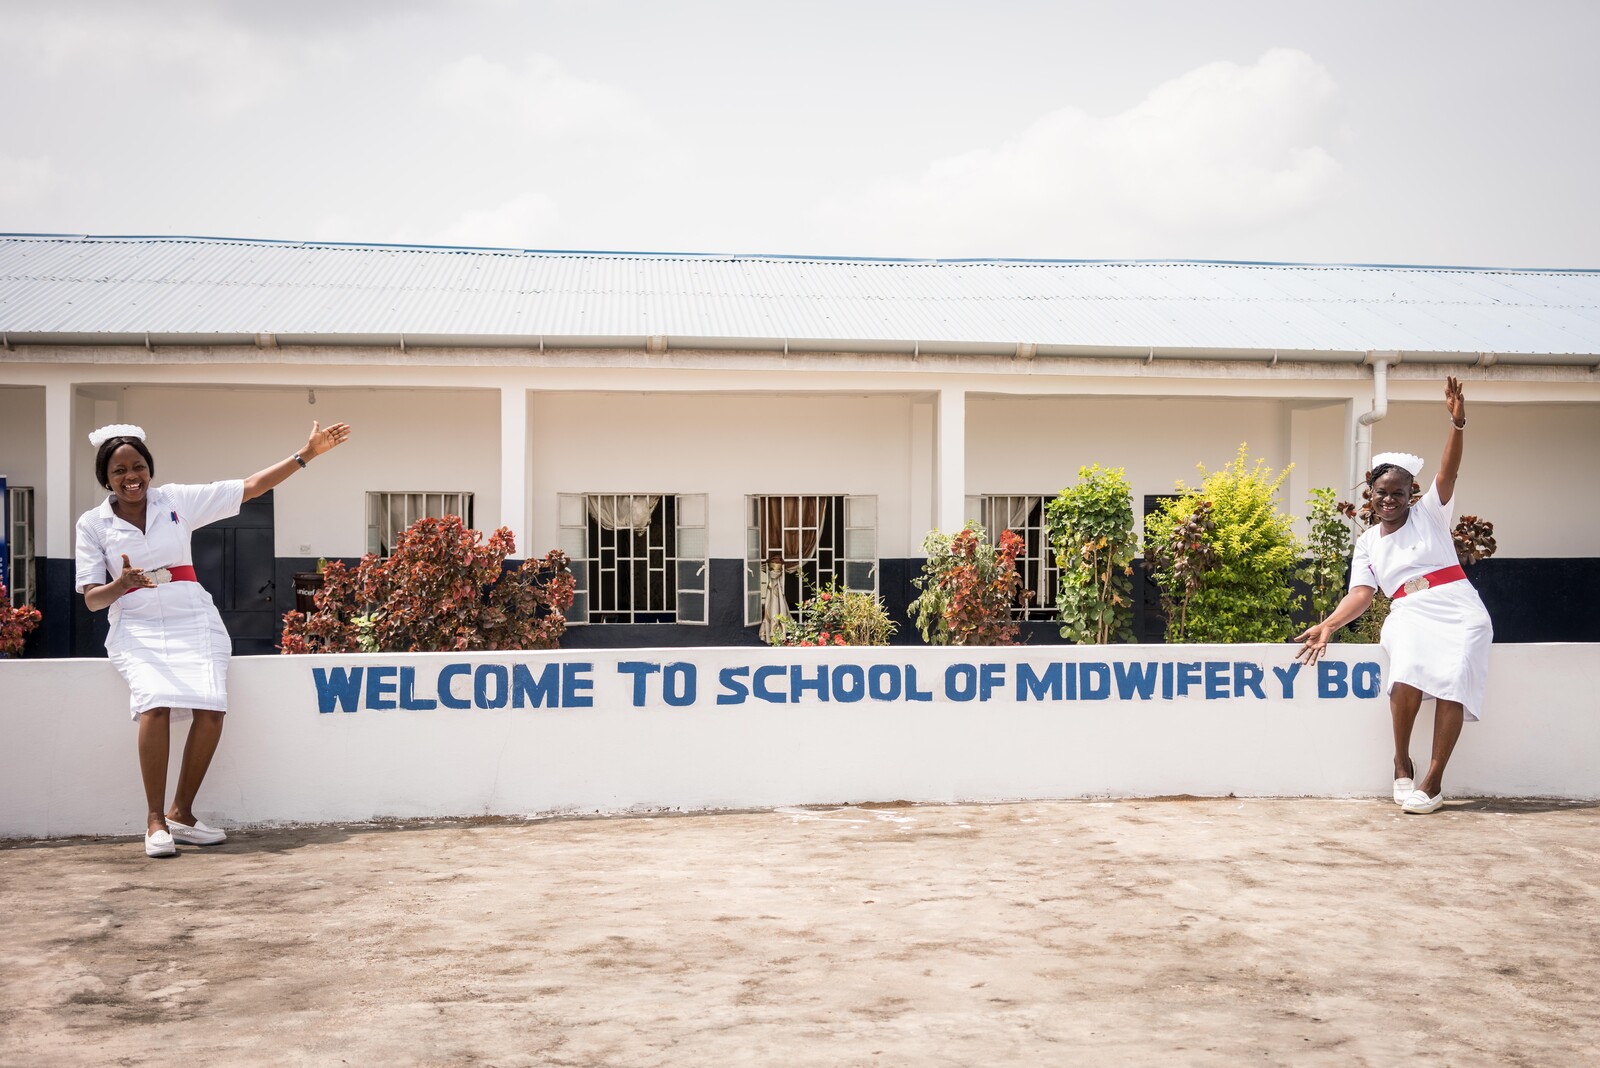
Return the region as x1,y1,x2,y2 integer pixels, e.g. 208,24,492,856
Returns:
242,421,352,503
1436,376,1466,506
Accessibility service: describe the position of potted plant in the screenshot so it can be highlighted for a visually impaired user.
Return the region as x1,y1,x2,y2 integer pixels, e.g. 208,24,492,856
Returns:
772,580,896,647
1045,464,1137,644
0,576,41,657
1144,445,1302,643
281,516,574,653
908,523,1031,646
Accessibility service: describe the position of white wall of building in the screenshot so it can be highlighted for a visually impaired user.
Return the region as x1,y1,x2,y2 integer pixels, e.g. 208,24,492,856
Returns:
0,385,47,540
8,357,1599,564
1369,401,1600,557
3,643,1595,839
967,396,1349,539
529,391,921,558
107,386,501,558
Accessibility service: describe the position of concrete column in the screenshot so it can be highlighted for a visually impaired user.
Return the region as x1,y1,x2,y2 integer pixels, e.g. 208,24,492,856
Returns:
908,398,935,550
936,387,966,534
43,380,74,560
499,387,529,556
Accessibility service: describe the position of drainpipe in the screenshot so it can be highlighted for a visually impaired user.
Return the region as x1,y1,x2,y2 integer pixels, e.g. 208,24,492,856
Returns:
1354,350,1399,486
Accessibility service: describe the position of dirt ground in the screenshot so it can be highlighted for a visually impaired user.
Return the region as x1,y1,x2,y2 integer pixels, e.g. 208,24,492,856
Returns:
2,797,1598,1068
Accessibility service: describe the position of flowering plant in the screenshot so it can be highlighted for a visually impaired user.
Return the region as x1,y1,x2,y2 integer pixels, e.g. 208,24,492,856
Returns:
772,580,896,647
908,523,1031,646
281,515,574,653
0,577,41,656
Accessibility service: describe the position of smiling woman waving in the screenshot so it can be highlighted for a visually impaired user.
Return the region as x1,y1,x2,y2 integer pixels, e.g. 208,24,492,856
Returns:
75,419,352,857
1294,377,1493,815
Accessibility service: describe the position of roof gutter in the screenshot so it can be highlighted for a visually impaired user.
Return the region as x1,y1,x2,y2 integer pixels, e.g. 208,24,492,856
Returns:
1354,350,1399,487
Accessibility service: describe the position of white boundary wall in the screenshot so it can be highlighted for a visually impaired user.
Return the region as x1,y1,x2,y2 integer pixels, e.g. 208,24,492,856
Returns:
3,644,1596,839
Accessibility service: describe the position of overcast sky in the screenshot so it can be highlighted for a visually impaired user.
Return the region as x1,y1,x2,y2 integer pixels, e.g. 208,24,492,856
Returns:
3,1,1596,266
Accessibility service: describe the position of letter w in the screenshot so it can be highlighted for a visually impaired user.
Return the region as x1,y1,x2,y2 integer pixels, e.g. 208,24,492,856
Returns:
1114,661,1158,700
313,667,364,714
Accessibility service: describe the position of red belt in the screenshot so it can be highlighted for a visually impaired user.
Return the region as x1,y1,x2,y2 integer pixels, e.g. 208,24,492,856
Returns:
121,564,199,596
1392,564,1466,599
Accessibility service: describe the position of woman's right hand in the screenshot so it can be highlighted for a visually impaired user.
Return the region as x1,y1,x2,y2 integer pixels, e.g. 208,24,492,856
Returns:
117,553,155,591
1293,622,1334,665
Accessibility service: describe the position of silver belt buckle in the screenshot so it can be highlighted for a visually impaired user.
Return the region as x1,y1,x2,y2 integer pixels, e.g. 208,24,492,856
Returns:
149,567,173,585
1403,575,1430,595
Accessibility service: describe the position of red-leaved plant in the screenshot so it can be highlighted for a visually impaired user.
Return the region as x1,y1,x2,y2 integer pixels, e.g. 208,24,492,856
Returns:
0,577,42,656
908,524,1032,646
280,515,574,654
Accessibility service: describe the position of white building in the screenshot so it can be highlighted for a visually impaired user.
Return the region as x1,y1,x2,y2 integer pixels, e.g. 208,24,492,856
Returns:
3,234,1598,654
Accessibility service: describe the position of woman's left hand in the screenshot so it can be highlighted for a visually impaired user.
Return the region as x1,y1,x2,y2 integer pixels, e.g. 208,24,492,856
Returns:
1293,622,1334,665
1445,376,1466,427
302,420,352,460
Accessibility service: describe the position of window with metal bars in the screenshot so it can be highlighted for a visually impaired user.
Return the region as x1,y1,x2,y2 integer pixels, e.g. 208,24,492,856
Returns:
744,495,877,627
6,485,35,608
965,494,1058,620
558,494,707,625
366,491,475,557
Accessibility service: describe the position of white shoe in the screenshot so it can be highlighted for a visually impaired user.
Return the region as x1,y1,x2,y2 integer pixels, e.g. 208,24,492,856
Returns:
145,829,177,857
1392,777,1415,805
1401,789,1445,814
166,818,227,845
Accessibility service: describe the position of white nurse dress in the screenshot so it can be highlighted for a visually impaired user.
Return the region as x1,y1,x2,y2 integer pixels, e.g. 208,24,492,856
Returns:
1348,480,1494,720
75,481,245,720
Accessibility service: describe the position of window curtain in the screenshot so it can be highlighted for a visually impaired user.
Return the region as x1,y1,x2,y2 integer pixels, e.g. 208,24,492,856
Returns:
758,496,827,573
588,494,661,533
758,557,791,644
992,495,1030,533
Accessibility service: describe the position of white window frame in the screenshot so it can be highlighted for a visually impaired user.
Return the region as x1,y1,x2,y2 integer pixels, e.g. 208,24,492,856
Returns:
966,493,1058,621
366,491,475,558
744,494,877,627
559,493,707,625
6,485,35,608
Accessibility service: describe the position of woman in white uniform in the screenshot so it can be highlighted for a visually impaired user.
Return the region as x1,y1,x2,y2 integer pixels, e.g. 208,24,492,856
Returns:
1295,377,1492,815
77,420,352,856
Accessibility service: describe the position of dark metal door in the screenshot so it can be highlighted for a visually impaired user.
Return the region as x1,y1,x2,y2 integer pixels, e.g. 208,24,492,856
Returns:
192,490,278,655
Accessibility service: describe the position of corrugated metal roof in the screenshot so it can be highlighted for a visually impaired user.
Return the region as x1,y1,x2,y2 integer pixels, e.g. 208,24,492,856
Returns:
2,234,1598,360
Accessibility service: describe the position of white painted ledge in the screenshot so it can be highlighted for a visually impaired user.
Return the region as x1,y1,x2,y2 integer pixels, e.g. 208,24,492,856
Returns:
2,644,1595,838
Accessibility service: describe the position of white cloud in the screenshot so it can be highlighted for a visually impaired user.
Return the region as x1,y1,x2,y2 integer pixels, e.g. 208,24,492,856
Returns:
812,49,1343,257
433,191,562,249
21,8,308,118
0,156,54,206
426,53,658,143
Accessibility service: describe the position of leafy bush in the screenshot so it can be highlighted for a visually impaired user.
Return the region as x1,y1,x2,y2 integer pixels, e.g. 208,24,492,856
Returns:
281,515,574,653
1144,445,1303,643
0,577,41,656
1044,464,1137,644
1304,487,1354,622
1144,499,1219,641
773,580,896,647
1453,515,1496,564
908,523,1031,646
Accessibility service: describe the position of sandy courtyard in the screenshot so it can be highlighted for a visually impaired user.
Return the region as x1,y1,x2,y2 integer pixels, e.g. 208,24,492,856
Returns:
3,797,1597,1067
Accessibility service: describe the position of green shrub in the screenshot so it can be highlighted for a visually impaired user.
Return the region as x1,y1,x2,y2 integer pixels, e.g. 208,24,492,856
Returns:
1304,487,1354,623
1145,445,1303,643
1044,464,1137,644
